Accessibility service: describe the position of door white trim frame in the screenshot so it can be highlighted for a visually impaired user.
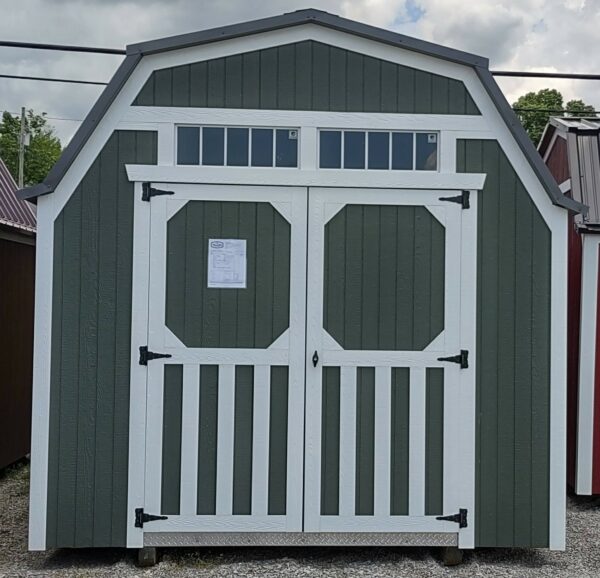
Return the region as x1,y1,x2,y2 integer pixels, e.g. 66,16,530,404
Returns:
130,183,308,537
303,187,478,545
125,165,486,192
126,182,153,547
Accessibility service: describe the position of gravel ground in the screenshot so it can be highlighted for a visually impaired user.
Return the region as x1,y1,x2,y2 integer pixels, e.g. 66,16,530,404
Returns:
2,462,600,577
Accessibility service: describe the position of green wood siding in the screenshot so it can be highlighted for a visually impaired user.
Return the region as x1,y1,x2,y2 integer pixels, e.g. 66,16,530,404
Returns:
321,367,341,515
47,130,157,548
133,41,480,115
161,365,183,515
166,200,291,349
233,366,254,515
457,139,551,548
268,366,289,515
197,365,219,515
390,368,410,516
425,368,444,516
355,367,375,515
324,204,445,351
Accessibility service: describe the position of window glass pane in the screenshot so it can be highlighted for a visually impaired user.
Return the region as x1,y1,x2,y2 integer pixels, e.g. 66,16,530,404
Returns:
368,132,389,170
227,128,249,166
177,127,200,165
251,129,273,167
391,132,414,170
276,129,298,167
415,133,438,171
320,131,342,168
344,131,366,169
202,127,225,166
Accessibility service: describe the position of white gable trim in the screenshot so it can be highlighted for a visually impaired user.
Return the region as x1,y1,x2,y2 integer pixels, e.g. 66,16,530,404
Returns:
43,23,520,219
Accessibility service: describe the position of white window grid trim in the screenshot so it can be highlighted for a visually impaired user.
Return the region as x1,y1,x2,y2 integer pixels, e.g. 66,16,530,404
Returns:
317,128,439,172
175,124,301,168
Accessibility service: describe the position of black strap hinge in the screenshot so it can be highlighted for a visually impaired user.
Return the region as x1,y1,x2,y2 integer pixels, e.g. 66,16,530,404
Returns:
437,350,469,369
142,182,174,202
135,508,168,528
436,508,468,528
439,190,470,209
139,345,172,366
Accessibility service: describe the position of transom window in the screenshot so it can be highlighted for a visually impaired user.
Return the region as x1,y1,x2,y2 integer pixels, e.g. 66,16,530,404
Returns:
176,126,299,167
319,130,438,171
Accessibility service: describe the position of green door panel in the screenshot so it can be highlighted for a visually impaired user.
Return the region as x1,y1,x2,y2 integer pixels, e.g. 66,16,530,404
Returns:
324,204,445,351
425,368,444,516
166,200,291,348
321,367,341,516
233,366,254,515
268,366,289,515
355,367,375,516
161,365,183,515
197,365,219,515
390,368,410,516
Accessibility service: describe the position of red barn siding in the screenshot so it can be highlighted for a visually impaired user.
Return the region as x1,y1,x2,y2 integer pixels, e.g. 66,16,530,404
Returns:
0,236,35,468
546,136,570,184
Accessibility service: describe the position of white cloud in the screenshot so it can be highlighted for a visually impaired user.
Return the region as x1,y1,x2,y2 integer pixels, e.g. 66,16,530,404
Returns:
0,0,598,145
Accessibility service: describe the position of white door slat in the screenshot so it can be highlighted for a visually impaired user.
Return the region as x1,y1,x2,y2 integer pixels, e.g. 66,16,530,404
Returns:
145,366,165,515
374,366,392,518
179,365,200,515
339,366,357,517
251,365,271,517
216,364,236,516
408,367,427,517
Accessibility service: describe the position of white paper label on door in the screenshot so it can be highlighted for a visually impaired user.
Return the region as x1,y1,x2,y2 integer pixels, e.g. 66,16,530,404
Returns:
207,239,247,289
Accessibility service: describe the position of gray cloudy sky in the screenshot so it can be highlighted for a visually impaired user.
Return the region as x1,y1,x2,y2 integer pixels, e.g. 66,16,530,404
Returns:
1,0,598,143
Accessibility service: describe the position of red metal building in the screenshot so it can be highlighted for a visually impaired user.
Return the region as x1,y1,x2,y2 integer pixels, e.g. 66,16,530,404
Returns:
540,117,600,494
0,158,36,469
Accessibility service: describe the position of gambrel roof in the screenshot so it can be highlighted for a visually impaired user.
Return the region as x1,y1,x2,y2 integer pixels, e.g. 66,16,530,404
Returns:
16,8,584,213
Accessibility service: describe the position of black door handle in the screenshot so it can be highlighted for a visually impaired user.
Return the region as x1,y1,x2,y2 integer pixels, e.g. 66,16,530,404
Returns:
312,351,319,367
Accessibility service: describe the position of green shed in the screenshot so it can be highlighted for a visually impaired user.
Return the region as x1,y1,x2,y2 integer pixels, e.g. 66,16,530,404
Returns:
21,9,578,556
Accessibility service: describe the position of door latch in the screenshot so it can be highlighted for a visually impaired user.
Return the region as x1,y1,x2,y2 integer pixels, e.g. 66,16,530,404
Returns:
312,351,319,367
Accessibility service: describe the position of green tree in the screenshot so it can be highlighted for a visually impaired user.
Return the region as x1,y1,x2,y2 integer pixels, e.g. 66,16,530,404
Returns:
513,88,597,145
565,99,596,116
0,110,62,186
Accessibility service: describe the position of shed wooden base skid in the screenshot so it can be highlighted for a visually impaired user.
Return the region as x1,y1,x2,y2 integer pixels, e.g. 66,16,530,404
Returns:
143,532,459,547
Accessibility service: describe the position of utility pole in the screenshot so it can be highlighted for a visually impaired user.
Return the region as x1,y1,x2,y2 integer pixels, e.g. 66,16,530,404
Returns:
18,107,26,188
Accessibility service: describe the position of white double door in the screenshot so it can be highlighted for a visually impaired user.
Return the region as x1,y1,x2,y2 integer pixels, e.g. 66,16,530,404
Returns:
138,184,476,546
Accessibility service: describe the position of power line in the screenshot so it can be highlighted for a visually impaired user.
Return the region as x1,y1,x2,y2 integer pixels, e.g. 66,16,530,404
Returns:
1,110,83,122
0,40,125,55
513,107,598,114
2,39,600,81
0,73,107,86
492,70,600,80
3,69,600,88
